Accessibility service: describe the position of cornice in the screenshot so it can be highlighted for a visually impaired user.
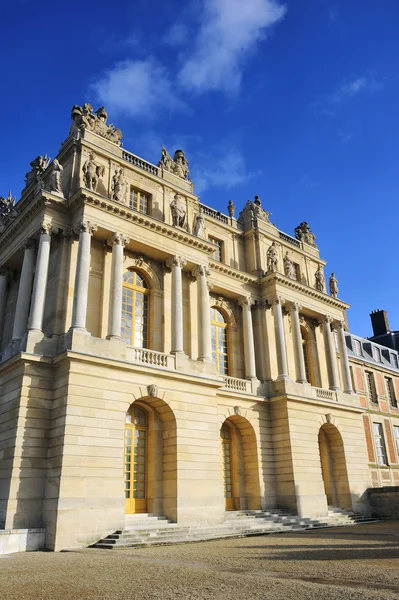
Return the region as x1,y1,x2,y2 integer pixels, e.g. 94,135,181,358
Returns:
209,260,258,284
261,271,350,309
0,192,67,252
69,189,216,254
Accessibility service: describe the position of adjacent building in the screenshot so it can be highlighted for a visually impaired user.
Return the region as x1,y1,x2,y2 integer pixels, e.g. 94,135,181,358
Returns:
0,104,398,551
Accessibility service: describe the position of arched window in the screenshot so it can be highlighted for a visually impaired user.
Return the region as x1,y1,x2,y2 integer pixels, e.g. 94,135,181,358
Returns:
121,270,149,347
210,307,229,374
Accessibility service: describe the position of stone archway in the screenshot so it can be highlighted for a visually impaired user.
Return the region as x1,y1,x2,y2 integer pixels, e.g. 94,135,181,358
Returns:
124,396,177,521
318,423,352,510
220,415,261,511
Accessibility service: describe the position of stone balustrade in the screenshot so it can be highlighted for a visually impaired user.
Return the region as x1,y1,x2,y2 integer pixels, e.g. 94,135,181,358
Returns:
223,376,251,393
131,348,171,368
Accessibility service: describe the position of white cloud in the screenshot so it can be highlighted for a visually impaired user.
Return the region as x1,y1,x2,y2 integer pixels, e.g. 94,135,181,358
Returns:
92,58,186,119
313,76,382,115
193,147,260,194
178,0,286,94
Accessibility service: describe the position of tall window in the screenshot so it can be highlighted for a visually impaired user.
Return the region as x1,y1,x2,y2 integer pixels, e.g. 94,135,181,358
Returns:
372,346,381,362
353,339,362,356
121,270,149,347
124,405,148,513
211,307,229,375
209,236,223,262
394,426,399,457
373,423,388,466
129,187,150,214
220,423,233,510
385,377,397,408
366,371,378,404
301,333,311,383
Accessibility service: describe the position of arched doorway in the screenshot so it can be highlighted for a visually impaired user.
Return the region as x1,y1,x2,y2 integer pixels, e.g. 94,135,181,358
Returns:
220,415,261,511
318,423,352,510
124,397,177,520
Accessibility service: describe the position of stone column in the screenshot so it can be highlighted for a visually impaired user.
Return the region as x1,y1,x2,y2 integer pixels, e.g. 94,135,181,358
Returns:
320,316,340,391
28,223,56,332
12,240,37,341
272,296,289,380
192,265,212,361
289,302,307,383
334,320,353,393
71,221,97,331
166,255,186,354
107,233,130,339
0,267,9,343
239,297,257,379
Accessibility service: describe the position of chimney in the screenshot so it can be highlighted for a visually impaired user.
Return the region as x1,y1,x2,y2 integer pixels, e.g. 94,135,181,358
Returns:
370,310,390,336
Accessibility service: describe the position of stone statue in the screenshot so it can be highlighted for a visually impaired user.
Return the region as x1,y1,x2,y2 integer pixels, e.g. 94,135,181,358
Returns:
170,193,186,228
24,155,51,194
111,168,128,203
238,196,271,226
329,272,339,298
0,192,16,220
158,147,190,180
295,222,317,247
266,242,278,273
315,265,325,292
283,251,296,279
82,152,105,191
227,200,235,218
69,104,123,146
47,159,64,196
192,207,205,237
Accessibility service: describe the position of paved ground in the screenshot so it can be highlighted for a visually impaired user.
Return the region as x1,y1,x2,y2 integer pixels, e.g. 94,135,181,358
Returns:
1,522,399,600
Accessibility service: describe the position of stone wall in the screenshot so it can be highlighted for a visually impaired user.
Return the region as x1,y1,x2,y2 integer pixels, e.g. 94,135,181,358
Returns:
368,486,399,519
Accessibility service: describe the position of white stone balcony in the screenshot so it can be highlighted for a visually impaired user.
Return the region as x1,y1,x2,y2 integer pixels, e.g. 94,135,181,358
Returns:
127,347,176,370
222,376,253,393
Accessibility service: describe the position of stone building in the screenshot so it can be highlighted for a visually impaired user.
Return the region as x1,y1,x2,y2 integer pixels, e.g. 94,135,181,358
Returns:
0,104,398,551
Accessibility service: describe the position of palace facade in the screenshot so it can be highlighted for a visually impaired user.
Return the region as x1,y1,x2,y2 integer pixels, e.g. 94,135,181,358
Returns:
0,104,398,551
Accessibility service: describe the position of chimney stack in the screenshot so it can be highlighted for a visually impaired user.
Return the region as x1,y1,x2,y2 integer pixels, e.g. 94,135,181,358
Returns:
370,310,390,336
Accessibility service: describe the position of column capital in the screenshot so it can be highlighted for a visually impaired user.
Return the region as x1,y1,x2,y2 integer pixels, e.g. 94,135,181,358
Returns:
270,295,286,307
191,264,210,279
255,299,271,309
21,238,38,252
331,318,345,331
0,266,11,277
166,255,187,270
40,221,59,236
317,314,334,326
288,301,303,312
73,220,98,236
239,296,255,308
107,232,130,247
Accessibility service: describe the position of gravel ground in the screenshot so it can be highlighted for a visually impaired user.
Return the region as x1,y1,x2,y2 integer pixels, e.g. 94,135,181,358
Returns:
1,522,399,600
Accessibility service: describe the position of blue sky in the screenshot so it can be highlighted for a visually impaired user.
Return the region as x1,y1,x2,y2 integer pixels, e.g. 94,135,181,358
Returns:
2,0,398,337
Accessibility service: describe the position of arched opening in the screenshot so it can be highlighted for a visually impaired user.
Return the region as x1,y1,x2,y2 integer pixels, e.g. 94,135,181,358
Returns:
124,397,177,520
220,416,261,511
211,306,229,375
121,270,149,347
318,423,352,510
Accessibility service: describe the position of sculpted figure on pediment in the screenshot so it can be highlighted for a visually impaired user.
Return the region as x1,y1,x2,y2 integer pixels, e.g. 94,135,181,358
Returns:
315,264,325,292
70,104,123,146
158,146,190,181
238,196,271,225
283,251,296,279
111,168,128,203
294,222,317,248
192,206,205,237
266,241,278,273
0,192,17,221
82,152,105,191
46,159,64,197
170,193,186,228
329,272,339,298
24,155,51,194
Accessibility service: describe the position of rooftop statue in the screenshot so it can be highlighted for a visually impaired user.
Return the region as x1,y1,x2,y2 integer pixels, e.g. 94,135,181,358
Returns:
266,241,278,273
238,196,271,225
315,264,325,292
82,151,105,191
69,104,123,146
158,147,190,181
170,193,186,228
24,155,51,194
283,251,296,279
329,272,339,298
46,159,64,197
192,206,205,237
0,192,18,233
294,222,317,247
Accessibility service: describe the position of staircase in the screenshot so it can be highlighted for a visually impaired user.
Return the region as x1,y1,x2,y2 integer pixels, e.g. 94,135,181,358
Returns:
90,508,378,550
